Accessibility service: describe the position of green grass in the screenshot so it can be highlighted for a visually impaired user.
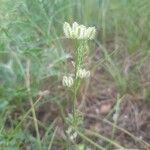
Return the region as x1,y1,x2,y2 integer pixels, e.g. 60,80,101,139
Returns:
0,0,150,149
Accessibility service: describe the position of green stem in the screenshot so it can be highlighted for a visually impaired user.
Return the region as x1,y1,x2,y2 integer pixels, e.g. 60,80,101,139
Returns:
72,40,87,118
73,86,77,118
75,129,106,150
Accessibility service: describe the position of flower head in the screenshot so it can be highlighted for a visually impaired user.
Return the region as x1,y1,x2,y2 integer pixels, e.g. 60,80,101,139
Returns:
77,68,90,78
62,76,74,87
66,127,78,141
63,22,96,40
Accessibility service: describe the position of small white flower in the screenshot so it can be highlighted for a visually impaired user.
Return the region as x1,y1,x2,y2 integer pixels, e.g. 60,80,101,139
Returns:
63,22,96,40
87,27,96,40
77,68,90,78
62,76,74,87
70,132,77,141
113,113,119,122
66,127,72,135
66,127,78,141
72,22,79,38
63,22,72,38
38,90,49,96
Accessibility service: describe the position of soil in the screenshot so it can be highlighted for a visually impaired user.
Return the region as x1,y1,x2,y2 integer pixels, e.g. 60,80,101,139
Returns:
83,68,150,149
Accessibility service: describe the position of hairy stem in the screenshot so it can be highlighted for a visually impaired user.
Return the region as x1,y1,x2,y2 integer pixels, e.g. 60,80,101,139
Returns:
73,40,87,117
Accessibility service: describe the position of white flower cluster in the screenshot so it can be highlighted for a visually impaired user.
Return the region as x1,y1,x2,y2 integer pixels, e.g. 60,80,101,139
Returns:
62,69,90,87
77,68,90,78
62,76,74,87
63,22,96,40
66,127,77,141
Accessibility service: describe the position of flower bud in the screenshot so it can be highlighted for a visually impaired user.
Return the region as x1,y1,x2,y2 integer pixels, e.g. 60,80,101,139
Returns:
62,76,74,87
77,68,90,78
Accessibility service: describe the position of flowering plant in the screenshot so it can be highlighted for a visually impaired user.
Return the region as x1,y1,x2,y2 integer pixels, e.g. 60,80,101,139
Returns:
63,22,96,115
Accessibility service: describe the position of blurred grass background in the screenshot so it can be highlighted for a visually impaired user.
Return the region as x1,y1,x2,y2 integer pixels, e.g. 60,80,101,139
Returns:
0,0,150,149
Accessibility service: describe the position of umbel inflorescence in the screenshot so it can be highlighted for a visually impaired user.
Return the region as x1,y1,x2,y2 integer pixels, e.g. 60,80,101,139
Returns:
77,68,90,79
62,76,74,87
63,22,96,40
